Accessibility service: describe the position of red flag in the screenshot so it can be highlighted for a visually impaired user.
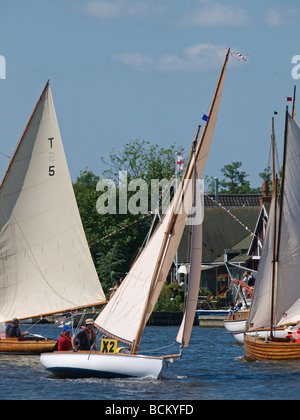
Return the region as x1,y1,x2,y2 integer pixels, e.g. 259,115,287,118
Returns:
287,97,293,101
176,156,183,171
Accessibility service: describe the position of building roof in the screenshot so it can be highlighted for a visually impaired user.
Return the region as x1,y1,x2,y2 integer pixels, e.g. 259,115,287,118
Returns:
204,194,261,208
178,205,260,264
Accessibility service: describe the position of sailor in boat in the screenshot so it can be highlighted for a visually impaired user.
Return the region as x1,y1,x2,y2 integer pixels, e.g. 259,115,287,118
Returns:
71,318,97,351
57,325,73,351
226,302,242,320
5,318,29,339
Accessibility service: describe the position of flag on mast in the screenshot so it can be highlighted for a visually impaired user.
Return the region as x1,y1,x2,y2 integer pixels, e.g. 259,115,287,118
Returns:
176,156,184,171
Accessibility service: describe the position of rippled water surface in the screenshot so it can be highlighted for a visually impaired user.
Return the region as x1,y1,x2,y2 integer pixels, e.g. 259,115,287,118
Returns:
0,324,299,400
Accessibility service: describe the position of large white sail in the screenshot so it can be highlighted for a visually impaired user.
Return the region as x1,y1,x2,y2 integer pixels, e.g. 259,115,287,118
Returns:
176,48,229,348
96,48,230,348
275,115,300,325
0,82,106,321
247,114,300,331
246,199,277,331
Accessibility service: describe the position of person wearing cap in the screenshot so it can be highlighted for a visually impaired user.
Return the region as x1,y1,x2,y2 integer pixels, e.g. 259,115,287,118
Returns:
285,326,295,342
57,325,73,351
5,318,29,339
71,318,97,351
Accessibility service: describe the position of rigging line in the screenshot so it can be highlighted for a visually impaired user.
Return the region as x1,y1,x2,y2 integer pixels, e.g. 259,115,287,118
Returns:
0,152,11,159
90,173,178,246
204,194,262,242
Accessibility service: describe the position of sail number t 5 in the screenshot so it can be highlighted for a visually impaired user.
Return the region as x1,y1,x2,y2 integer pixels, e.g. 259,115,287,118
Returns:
48,137,55,176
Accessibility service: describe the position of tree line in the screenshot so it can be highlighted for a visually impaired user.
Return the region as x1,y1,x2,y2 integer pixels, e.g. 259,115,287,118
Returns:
73,139,271,299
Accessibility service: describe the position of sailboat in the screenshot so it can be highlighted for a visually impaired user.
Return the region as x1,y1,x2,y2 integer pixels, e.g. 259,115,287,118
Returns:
40,49,231,379
0,82,106,354
244,97,300,360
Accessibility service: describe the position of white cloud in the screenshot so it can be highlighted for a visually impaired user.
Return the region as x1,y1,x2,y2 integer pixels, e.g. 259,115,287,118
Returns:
86,1,120,18
112,44,228,72
85,0,168,19
179,0,249,27
265,7,298,27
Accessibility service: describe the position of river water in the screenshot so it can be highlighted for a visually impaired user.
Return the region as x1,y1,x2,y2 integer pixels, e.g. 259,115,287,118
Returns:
0,324,299,401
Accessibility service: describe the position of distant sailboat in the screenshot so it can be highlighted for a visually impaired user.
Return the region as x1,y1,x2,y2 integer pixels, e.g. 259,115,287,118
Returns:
244,94,300,360
40,48,230,379
0,82,106,354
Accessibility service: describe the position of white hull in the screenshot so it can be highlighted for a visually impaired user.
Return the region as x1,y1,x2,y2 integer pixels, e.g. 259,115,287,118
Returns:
233,328,287,344
224,320,247,344
224,318,287,344
40,351,167,379
224,319,247,333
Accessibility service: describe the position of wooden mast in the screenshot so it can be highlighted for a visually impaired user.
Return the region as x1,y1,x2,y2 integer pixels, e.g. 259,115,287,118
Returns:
269,108,288,338
269,117,277,340
292,85,297,121
131,125,200,354
131,48,230,354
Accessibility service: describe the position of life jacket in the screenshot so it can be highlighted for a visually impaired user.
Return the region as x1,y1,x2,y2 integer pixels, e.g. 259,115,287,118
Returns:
58,334,72,351
292,329,300,343
82,326,96,344
285,333,293,343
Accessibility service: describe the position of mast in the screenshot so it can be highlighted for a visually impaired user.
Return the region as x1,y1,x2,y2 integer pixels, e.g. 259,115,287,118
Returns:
131,48,230,354
292,85,297,122
270,108,288,336
269,116,277,340
131,126,201,354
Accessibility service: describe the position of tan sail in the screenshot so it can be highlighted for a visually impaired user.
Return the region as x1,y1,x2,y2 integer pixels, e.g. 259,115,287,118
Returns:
245,111,300,360
95,48,230,351
177,48,229,348
0,82,106,323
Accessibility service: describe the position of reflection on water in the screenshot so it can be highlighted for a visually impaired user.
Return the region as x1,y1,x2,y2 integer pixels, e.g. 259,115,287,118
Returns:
0,325,300,400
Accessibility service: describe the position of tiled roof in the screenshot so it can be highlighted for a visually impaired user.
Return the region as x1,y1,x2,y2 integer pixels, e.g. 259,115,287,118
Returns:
204,194,261,208
178,205,260,264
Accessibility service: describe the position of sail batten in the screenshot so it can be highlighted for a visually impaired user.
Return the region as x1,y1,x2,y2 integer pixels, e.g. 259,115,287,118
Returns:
0,83,106,322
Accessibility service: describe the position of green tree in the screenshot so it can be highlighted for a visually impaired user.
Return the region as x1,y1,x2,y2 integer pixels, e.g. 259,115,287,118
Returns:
219,161,252,193
101,139,184,184
73,140,185,299
97,242,126,297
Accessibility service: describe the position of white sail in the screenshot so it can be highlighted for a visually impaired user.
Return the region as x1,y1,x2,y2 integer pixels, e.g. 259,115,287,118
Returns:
0,82,106,322
96,48,230,348
246,199,277,331
176,49,229,348
275,115,300,326
247,114,300,331
95,172,194,344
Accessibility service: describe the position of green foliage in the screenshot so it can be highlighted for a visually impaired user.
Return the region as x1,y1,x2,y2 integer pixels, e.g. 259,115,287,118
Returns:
73,140,184,299
73,142,274,307
154,284,184,312
204,161,271,194
100,139,184,184
97,242,126,297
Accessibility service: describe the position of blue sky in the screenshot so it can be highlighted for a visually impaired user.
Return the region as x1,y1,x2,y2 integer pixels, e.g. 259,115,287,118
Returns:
0,0,299,189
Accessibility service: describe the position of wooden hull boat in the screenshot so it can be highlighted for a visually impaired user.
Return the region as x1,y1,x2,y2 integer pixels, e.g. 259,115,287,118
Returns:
40,351,168,379
243,109,300,362
0,337,57,355
244,334,300,361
